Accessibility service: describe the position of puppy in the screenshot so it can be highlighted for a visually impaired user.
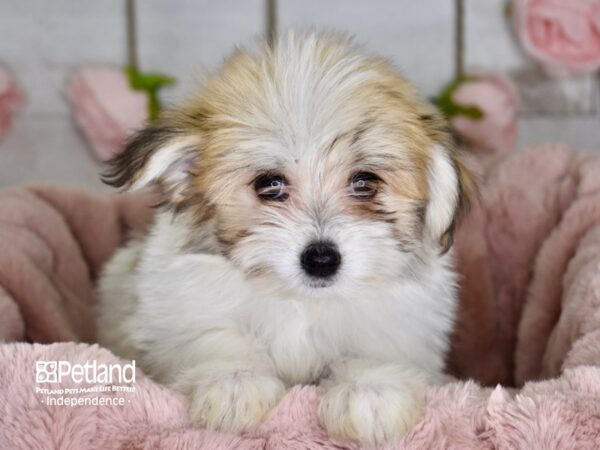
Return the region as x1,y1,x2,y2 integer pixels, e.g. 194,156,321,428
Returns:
97,31,474,447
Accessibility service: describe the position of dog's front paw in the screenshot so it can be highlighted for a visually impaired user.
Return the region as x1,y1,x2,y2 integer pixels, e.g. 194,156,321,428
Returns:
319,362,427,447
186,365,286,433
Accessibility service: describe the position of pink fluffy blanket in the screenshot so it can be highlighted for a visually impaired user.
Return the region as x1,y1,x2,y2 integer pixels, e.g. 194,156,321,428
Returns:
2,145,600,449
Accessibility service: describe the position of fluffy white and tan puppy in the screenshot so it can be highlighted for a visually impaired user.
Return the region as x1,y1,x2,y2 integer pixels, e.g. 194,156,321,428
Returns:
97,31,474,447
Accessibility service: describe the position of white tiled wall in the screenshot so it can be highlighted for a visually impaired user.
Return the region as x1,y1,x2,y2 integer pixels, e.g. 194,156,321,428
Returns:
0,0,126,117
137,0,264,106
0,0,598,189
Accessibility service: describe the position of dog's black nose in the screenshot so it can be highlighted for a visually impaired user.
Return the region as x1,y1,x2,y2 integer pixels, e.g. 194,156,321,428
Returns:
300,241,341,278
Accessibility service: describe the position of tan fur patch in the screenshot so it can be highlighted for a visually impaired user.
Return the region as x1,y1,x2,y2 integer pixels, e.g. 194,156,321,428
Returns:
106,31,474,255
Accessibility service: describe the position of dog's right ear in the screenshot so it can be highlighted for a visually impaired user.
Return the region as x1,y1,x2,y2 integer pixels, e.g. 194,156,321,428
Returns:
102,122,201,202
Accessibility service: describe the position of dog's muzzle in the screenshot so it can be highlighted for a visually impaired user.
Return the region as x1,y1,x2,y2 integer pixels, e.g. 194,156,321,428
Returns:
300,241,341,279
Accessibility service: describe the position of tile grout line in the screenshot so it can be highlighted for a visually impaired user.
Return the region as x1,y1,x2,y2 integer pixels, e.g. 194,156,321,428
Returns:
266,0,277,47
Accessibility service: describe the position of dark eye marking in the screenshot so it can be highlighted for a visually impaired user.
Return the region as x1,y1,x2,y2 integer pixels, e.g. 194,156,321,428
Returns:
253,173,289,202
349,171,380,200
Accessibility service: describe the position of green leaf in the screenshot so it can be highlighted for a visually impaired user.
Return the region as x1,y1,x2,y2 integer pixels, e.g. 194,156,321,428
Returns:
125,65,176,120
434,75,484,121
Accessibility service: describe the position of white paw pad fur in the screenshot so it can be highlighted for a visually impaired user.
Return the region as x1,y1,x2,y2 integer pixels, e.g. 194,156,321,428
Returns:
319,363,426,447
187,367,285,432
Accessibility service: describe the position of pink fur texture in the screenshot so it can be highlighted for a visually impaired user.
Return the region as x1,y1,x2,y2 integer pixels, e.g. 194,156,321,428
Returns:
1,145,600,448
0,185,154,343
1,343,599,449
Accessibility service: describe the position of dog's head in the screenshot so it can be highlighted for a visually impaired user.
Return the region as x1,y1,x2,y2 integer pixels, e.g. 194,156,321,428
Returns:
105,31,474,297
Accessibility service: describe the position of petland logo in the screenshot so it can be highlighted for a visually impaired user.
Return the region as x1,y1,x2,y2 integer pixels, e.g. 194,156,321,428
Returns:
35,360,136,384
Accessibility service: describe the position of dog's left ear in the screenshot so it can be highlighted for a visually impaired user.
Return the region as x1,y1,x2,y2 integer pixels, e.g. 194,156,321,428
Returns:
424,144,475,254
102,120,201,204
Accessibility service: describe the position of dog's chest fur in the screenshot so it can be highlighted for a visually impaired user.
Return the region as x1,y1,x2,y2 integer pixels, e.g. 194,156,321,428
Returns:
99,213,457,387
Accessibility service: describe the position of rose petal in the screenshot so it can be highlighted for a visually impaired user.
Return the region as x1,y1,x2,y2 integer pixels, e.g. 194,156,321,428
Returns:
513,0,600,76
451,75,519,155
67,66,148,161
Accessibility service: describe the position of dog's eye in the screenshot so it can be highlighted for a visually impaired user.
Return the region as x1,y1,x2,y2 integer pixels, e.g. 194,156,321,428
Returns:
349,172,380,200
254,173,289,201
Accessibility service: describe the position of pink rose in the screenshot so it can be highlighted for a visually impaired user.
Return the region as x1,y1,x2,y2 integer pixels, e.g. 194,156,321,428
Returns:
67,67,148,161
512,0,600,76
451,75,520,155
0,68,24,142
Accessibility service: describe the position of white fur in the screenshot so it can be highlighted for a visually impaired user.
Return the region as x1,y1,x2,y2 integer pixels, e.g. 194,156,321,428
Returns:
131,137,200,201
98,211,457,444
426,145,459,243
319,359,427,445
97,31,462,447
